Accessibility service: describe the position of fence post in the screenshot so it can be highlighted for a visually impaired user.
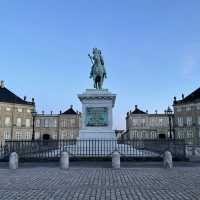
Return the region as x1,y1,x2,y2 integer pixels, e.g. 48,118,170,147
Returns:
112,151,120,169
60,151,69,170
9,152,19,170
163,151,173,169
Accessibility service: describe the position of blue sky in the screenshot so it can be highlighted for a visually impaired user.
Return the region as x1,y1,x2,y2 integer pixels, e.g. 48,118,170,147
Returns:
0,1,200,129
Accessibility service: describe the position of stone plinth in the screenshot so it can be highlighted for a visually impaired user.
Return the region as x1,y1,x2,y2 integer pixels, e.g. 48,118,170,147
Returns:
78,89,116,139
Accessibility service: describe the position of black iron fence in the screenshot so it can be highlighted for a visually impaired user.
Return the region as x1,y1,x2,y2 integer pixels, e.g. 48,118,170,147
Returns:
0,139,186,161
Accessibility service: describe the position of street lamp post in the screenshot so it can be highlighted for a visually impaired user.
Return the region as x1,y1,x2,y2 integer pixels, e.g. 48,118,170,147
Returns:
166,107,173,139
31,110,37,141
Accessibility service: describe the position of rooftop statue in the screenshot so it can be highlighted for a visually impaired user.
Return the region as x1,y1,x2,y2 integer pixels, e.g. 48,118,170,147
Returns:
88,48,107,90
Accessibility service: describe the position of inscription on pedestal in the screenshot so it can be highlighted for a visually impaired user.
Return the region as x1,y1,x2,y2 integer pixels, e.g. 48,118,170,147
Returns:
86,107,108,126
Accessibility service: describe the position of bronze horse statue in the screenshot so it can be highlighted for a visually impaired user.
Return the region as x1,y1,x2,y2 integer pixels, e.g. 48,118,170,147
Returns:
89,48,107,90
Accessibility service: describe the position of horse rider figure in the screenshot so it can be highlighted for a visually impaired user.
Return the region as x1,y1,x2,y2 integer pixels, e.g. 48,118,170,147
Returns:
88,48,107,90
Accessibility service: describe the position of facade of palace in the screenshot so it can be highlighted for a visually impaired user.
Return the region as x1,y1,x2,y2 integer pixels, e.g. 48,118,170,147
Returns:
173,88,200,145
34,107,81,140
125,105,170,140
0,81,35,144
1,79,200,145
0,81,81,143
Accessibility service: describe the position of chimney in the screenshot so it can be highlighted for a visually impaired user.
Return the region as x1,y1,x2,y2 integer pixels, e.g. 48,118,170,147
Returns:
50,111,53,115
42,110,44,115
24,96,27,101
0,80,5,88
155,110,158,114
182,94,184,99
32,98,35,103
135,105,138,110
70,105,73,109
60,110,62,114
174,96,176,101
146,110,148,114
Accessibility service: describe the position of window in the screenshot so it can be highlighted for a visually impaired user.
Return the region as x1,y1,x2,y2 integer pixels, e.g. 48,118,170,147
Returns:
40,119,45,128
187,130,193,138
17,108,22,112
16,118,21,127
5,117,11,127
151,131,156,139
132,119,137,126
44,119,49,127
25,132,31,139
35,132,40,139
4,131,11,140
16,131,21,140
198,116,200,125
150,118,156,127
141,119,145,127
62,120,66,128
49,119,57,127
186,117,192,126
177,117,183,127
71,119,75,127
158,118,164,126
27,109,31,113
6,107,11,111
53,119,57,127
35,119,40,127
176,107,182,112
197,105,200,110
26,119,31,127
186,106,191,111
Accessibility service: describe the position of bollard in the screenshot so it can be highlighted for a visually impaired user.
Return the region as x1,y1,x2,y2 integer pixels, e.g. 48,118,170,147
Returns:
60,151,69,170
112,151,120,169
9,152,19,170
163,151,173,169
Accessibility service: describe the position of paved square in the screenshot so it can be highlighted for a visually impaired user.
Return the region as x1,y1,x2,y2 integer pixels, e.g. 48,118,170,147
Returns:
0,165,200,200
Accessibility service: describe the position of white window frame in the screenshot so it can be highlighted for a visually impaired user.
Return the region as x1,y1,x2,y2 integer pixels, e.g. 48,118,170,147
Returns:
27,109,31,113
26,119,31,128
4,131,11,140
16,118,21,127
17,108,22,112
177,117,183,127
5,117,11,127
186,117,192,126
186,106,191,112
6,107,11,111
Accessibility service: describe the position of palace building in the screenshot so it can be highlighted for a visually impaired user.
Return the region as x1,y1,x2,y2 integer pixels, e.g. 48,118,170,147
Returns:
173,87,200,145
0,81,35,144
125,105,170,140
0,81,81,143
35,106,81,140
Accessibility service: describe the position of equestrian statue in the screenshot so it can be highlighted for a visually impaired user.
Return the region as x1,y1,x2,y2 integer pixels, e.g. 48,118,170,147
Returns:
88,48,107,90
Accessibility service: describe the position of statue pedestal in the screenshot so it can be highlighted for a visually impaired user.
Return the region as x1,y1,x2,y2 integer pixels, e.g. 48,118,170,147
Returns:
78,89,116,139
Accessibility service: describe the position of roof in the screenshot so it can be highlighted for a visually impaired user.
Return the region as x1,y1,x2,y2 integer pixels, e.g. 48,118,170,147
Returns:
62,107,77,115
132,106,146,114
0,86,34,105
174,87,200,105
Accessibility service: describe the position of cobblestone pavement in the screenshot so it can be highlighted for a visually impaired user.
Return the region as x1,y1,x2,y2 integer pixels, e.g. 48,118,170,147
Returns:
0,166,200,200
